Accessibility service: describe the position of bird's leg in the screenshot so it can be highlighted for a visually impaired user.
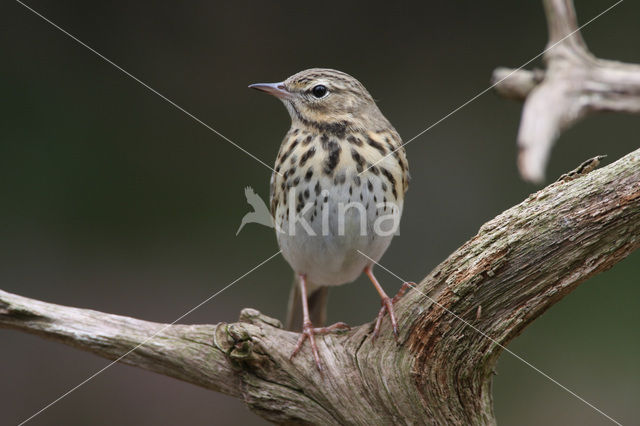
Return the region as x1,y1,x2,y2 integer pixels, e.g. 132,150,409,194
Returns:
290,274,349,371
365,266,413,340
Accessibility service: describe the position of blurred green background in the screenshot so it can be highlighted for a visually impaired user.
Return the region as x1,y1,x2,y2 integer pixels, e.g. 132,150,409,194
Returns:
2,1,638,425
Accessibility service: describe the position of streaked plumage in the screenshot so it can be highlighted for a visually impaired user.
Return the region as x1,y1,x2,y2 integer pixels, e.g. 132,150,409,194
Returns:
250,68,409,370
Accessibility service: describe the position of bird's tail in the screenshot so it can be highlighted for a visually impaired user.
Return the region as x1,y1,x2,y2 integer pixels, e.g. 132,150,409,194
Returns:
285,274,328,331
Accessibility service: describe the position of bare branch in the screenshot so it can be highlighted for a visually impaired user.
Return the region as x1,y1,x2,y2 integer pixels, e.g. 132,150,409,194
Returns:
492,0,640,183
2,148,639,424
491,68,544,100
0,290,242,398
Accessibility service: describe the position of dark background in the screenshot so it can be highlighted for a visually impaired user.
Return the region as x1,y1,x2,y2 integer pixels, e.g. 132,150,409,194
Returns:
2,1,638,425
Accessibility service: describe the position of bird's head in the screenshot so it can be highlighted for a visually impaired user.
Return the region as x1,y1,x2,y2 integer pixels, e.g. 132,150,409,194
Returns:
249,68,387,131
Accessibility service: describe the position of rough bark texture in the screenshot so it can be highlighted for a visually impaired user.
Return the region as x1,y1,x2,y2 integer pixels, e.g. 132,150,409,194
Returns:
492,0,640,183
2,148,639,425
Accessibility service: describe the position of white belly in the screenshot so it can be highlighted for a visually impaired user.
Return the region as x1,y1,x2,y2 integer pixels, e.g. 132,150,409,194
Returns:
274,174,402,286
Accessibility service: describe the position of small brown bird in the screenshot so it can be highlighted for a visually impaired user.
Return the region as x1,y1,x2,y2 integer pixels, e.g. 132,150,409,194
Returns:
250,68,410,370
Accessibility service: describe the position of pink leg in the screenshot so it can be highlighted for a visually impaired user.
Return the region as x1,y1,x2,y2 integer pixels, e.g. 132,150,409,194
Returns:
365,266,413,340
290,274,350,371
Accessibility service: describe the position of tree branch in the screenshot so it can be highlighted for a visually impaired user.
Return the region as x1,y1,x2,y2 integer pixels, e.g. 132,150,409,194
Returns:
0,290,242,398
2,148,639,424
492,0,640,183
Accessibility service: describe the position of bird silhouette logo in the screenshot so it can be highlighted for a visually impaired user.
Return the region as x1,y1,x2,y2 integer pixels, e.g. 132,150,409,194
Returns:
236,186,274,235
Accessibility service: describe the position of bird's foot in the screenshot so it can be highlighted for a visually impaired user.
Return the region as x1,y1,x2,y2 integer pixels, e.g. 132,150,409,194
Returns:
372,282,415,340
290,321,350,371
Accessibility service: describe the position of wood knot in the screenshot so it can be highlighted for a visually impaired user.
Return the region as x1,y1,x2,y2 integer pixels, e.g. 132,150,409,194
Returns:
213,323,254,361
213,320,273,369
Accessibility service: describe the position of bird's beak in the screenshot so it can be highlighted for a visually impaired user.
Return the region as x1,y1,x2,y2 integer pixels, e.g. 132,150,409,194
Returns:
248,82,291,99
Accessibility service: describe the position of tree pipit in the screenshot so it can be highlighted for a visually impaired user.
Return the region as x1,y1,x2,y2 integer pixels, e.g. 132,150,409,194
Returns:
250,69,410,370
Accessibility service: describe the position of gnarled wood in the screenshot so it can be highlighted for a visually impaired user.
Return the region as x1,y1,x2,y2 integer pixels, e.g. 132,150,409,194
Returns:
492,0,640,183
2,148,638,425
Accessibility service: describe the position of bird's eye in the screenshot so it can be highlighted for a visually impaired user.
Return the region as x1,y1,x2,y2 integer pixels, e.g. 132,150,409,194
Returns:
311,85,328,98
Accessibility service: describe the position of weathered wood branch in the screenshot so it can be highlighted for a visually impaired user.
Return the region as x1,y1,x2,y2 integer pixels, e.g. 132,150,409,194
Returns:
492,0,640,183
2,149,639,424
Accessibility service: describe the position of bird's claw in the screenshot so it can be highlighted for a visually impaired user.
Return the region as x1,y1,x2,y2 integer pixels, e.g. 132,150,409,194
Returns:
372,282,414,340
290,321,350,371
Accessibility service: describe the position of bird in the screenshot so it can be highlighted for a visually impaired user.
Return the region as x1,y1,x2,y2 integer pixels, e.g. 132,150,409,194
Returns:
249,68,410,370
236,186,273,235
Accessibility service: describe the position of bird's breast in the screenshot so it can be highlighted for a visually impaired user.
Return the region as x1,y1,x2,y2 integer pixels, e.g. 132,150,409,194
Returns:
269,126,408,218
268,125,408,285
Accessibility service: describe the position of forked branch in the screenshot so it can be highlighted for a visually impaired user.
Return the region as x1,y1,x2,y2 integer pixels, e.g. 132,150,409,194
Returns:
2,148,639,424
492,0,640,183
